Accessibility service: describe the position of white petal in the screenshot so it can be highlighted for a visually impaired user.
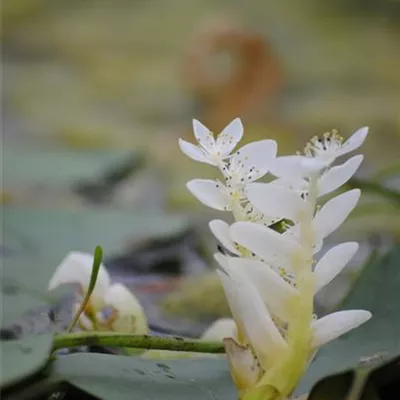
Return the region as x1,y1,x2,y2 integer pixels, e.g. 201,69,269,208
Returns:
301,157,328,174
311,310,372,348
216,118,243,156
105,283,148,334
214,252,230,270
227,257,299,321
178,139,214,165
201,318,237,340
218,267,287,366
269,155,307,180
235,280,287,367
318,155,363,196
216,267,248,342
246,183,306,223
230,221,301,270
269,177,308,195
313,189,361,240
186,179,230,210
192,119,215,150
48,252,110,309
223,337,261,390
209,219,240,255
314,242,359,293
231,140,278,181
337,127,368,157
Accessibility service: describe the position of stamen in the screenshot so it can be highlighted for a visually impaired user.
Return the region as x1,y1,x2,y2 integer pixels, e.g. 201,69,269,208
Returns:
304,130,344,158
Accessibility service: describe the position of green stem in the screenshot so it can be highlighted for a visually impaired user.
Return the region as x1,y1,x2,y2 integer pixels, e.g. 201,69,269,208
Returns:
52,332,225,354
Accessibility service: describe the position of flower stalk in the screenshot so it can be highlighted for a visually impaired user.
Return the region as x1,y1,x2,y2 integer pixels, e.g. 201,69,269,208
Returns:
52,332,225,354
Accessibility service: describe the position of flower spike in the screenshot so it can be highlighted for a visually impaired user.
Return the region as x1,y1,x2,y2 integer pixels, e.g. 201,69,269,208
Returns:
180,120,371,399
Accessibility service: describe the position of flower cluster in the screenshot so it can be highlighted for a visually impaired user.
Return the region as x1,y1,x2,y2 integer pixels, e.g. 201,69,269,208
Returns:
48,252,148,334
180,119,371,399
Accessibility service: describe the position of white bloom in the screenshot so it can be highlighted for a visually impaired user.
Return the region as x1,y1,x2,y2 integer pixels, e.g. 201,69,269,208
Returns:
48,252,148,334
244,188,361,252
304,127,368,166
268,154,364,198
48,252,110,309
270,127,368,180
179,118,243,166
187,139,277,212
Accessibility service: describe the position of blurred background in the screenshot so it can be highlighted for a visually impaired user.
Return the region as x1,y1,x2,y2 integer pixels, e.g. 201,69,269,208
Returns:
2,0,400,338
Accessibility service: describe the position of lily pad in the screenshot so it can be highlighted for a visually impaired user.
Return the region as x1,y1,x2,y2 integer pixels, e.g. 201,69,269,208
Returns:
51,353,235,400
0,334,53,389
3,206,189,259
1,249,60,329
2,142,138,187
297,245,400,396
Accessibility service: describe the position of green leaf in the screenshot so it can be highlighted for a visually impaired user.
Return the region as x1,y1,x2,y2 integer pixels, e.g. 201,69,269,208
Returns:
2,143,137,187
1,257,57,327
3,207,189,259
0,334,53,390
51,353,235,400
297,245,400,397
67,245,103,332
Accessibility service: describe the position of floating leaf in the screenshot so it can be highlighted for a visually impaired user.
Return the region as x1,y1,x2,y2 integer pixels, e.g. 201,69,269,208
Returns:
2,143,138,187
0,334,53,390
3,207,189,260
51,353,235,400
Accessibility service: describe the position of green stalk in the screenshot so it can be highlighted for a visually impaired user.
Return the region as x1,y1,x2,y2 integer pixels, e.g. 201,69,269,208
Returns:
258,175,318,396
52,332,225,354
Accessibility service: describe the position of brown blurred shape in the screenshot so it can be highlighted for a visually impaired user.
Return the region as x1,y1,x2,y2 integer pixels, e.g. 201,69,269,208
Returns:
181,19,283,132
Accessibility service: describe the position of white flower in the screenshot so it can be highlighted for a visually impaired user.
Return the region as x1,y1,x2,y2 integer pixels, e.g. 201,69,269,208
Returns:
186,139,277,212
304,127,368,166
48,252,148,334
243,187,361,252
270,127,368,180
48,252,110,310
268,154,364,198
179,118,243,166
